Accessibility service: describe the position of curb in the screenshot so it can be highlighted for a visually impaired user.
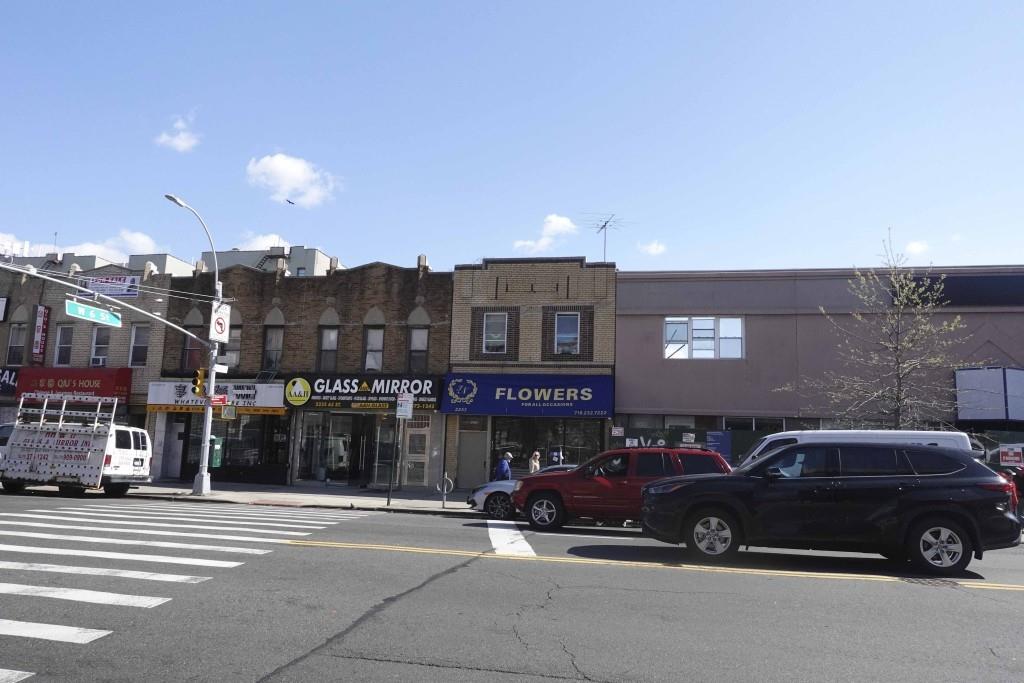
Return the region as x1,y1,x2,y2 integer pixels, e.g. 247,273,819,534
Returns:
124,492,477,518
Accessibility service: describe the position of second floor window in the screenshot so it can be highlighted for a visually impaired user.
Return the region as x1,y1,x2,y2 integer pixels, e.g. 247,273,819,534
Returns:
263,326,284,370
554,313,580,355
663,316,744,359
483,313,507,354
318,327,339,371
364,326,384,371
223,325,242,368
130,325,150,367
54,325,74,366
91,327,110,366
183,327,204,370
6,324,26,366
408,327,428,373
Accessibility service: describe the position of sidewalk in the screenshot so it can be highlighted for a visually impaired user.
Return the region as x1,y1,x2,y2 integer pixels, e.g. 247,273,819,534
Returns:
126,479,477,516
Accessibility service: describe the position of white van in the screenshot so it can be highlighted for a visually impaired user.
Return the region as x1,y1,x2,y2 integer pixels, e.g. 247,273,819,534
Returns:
0,422,14,462
0,393,151,496
740,429,975,465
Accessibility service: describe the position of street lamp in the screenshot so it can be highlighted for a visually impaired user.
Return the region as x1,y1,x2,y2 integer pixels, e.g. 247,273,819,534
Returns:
165,194,222,496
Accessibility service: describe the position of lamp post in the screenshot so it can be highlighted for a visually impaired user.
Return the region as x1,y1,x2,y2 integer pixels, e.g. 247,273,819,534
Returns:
165,194,221,496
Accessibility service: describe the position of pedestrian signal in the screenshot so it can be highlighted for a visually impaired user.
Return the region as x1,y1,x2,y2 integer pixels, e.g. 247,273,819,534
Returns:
191,368,207,396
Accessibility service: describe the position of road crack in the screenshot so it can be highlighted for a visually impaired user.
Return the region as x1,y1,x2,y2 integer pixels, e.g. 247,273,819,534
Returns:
317,653,600,681
560,639,595,681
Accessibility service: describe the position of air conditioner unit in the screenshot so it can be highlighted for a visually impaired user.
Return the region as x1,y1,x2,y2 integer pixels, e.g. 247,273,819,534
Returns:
90,356,107,367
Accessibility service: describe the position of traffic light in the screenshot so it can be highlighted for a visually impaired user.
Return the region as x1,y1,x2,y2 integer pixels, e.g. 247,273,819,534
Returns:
191,368,207,396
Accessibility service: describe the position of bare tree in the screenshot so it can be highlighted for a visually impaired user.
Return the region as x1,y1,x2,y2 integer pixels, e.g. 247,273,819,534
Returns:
797,240,969,428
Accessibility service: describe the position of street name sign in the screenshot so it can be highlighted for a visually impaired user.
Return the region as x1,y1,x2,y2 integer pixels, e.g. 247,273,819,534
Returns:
65,300,122,328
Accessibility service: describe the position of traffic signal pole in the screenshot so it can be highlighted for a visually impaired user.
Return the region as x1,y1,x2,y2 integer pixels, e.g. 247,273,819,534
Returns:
193,279,222,496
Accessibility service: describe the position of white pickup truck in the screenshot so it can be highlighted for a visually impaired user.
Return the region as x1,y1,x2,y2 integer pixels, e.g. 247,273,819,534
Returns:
0,393,151,496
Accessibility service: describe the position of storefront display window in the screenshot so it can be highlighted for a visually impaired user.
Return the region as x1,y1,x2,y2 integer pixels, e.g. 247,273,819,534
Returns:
186,414,289,483
491,416,604,477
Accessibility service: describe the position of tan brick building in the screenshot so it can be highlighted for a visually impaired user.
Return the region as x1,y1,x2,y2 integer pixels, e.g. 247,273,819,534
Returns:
153,257,453,488
443,257,616,487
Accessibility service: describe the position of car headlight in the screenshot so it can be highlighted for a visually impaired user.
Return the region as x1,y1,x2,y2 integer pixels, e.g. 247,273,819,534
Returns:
513,481,523,492
646,482,687,496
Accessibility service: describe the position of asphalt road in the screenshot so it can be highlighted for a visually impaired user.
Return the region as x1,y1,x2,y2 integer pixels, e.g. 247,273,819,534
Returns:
1,492,1022,682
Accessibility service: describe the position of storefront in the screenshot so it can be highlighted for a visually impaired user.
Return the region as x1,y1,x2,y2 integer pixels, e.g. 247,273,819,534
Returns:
441,373,615,488
282,373,444,489
15,367,133,421
0,366,19,423
147,381,287,484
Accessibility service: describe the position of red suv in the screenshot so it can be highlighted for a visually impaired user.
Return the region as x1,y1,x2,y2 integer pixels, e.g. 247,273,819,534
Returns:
511,448,731,531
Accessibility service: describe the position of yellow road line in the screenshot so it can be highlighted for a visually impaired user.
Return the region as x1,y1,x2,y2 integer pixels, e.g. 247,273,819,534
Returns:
286,539,1024,591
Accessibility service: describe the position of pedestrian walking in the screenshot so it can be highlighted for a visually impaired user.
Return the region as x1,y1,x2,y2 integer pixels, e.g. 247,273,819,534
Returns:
529,450,541,473
493,452,513,481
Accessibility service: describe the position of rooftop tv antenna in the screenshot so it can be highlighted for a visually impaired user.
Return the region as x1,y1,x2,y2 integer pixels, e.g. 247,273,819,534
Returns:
593,214,619,262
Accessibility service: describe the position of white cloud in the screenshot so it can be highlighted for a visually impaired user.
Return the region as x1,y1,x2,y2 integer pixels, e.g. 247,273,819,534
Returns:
0,229,160,264
513,214,578,253
905,240,929,255
155,114,200,152
638,240,667,256
246,153,337,208
234,233,291,250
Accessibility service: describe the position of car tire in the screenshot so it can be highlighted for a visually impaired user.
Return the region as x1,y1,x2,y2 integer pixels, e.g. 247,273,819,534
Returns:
103,483,131,497
526,493,566,531
683,509,740,562
906,518,973,576
1,480,25,494
483,492,514,520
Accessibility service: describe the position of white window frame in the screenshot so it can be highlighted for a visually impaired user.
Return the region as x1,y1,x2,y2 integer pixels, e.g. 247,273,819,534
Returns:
91,326,110,364
554,312,580,355
482,312,508,354
54,324,74,367
129,324,150,367
6,323,27,366
663,316,744,360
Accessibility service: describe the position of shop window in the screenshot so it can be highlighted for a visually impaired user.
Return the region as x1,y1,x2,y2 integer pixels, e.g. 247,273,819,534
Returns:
54,324,74,366
554,313,580,355
663,316,744,359
628,414,663,429
130,324,150,367
263,327,284,371
664,415,696,428
724,417,754,430
408,327,428,373
183,327,204,370
483,313,507,354
754,417,785,432
318,327,339,371
364,326,384,371
91,327,110,367
5,324,26,366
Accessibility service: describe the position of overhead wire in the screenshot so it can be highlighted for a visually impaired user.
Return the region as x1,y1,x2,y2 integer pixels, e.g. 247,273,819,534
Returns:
21,265,227,302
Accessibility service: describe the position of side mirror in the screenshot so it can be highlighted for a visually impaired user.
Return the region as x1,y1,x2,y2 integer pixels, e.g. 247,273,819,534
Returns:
766,466,783,480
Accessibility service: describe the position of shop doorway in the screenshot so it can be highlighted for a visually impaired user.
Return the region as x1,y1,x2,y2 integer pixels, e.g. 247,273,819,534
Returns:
458,431,490,489
297,412,376,484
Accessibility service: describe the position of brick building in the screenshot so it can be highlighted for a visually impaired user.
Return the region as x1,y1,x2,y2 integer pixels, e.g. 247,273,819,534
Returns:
0,256,183,428
151,256,453,487
442,257,616,488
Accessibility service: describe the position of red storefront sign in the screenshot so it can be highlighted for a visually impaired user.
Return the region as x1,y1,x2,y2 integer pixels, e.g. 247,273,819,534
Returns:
15,367,132,401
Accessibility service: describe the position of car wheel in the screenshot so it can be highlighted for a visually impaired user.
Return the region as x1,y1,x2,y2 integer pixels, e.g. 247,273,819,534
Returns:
484,492,514,520
526,493,565,531
684,509,740,562
907,519,973,576
1,480,25,494
103,483,131,497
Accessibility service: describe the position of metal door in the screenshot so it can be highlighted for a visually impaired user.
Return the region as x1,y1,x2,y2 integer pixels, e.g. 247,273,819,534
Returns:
458,431,490,488
402,416,431,486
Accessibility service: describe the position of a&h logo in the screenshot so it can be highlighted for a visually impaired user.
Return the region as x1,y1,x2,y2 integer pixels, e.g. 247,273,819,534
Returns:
447,377,478,405
285,377,312,406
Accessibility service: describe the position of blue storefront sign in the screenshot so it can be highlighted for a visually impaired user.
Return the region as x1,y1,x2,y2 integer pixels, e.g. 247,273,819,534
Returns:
706,431,733,463
441,373,613,418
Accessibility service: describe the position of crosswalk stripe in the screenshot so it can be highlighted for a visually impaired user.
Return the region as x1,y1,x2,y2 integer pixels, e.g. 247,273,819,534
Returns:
0,560,209,583
0,530,272,555
0,521,291,544
486,520,537,557
0,668,33,682
0,618,110,643
38,509,328,529
0,514,312,536
108,504,368,520
0,582,169,608
0,543,243,568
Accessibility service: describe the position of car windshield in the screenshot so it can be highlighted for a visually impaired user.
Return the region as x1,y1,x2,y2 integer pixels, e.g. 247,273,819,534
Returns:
732,445,790,473
737,436,768,463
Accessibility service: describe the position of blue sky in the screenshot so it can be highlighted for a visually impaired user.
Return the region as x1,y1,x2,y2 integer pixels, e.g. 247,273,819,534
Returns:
1,2,1021,272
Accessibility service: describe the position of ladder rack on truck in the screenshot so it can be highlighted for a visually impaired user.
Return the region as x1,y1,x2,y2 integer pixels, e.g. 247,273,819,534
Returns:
0,393,139,494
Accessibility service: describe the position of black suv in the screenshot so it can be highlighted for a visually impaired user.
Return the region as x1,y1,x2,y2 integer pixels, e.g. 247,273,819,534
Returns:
641,442,1021,575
